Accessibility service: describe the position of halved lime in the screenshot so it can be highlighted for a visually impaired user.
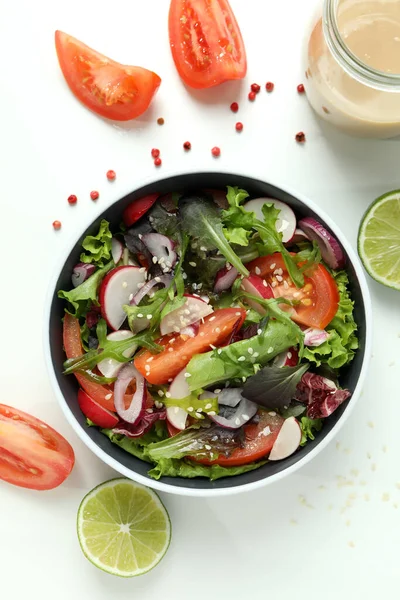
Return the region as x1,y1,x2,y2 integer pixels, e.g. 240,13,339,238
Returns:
77,478,171,577
358,190,400,291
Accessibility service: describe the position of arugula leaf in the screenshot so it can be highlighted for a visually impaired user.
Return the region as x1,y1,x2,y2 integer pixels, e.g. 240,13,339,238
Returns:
179,194,249,276
80,220,113,267
242,364,309,411
148,202,180,240
187,318,302,391
295,240,321,273
58,261,113,318
300,416,323,446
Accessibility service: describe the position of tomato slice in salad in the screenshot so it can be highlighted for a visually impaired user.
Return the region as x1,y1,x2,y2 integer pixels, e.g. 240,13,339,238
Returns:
0,404,75,490
63,313,116,411
55,31,161,121
168,0,247,89
248,253,339,330
123,194,159,227
135,308,246,384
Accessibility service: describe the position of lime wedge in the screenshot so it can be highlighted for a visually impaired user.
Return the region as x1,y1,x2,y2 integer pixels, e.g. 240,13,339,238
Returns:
77,478,171,577
358,190,400,291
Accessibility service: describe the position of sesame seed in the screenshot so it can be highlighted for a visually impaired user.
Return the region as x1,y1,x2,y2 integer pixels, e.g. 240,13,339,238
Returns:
205,444,212,450
287,352,292,359
187,407,194,412
209,316,216,322
217,349,222,354
147,314,153,320
122,281,128,288
214,389,221,394
255,267,261,275
270,263,276,269
189,261,197,267
154,277,161,283
146,357,154,363
168,347,174,352
276,275,283,282
168,378,173,382
139,267,146,273
283,281,289,289
159,257,165,264
184,309,190,315
262,280,268,287
152,256,158,264
169,338,176,344
257,329,262,335
271,281,278,287
242,414,249,420
197,283,203,289
215,327,221,333
242,376,247,382
138,313,143,318
165,392,171,398
211,435,218,441
267,346,274,353
200,332,205,337
138,234,143,240
253,352,259,358
209,344,216,350
238,356,246,362
235,312,242,316
248,348,254,354
105,393,112,400
182,273,187,279
200,246,207,252
209,411,216,416
205,403,213,409
157,390,164,397
146,408,154,414
166,260,172,267
235,418,241,425
129,293,134,301
269,411,276,416
184,373,192,378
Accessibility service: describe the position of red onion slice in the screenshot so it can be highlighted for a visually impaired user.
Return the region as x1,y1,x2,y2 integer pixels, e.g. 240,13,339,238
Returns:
71,263,96,287
304,327,329,347
114,363,146,424
130,274,172,306
214,265,239,293
298,217,346,269
111,237,124,264
287,228,310,245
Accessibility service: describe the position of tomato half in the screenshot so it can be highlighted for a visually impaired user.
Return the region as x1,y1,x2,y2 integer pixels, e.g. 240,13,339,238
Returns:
123,194,159,227
168,0,247,89
135,308,246,384
195,410,284,467
55,31,161,121
248,253,339,330
63,313,116,411
0,405,75,490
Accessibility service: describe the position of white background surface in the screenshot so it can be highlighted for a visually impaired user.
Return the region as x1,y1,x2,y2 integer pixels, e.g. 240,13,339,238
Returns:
1,0,400,598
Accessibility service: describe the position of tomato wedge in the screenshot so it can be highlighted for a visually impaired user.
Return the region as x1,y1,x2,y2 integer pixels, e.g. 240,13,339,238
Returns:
55,31,161,121
63,313,116,411
248,253,339,330
123,194,159,227
0,404,75,490
135,308,246,384
168,0,247,89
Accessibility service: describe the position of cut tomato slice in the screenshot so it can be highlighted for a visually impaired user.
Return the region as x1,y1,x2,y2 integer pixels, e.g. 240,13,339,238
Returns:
168,0,247,89
55,31,161,121
0,404,75,490
134,308,246,384
123,194,159,227
248,253,339,330
63,313,116,411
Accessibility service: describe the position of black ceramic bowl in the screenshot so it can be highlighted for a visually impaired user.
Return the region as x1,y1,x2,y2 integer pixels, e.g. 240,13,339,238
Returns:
45,172,372,497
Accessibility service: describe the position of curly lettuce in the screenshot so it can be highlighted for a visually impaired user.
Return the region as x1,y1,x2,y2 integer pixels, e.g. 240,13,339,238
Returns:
80,219,113,267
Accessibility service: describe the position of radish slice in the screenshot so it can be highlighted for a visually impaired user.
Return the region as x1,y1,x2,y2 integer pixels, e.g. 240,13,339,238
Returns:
142,233,177,271
71,263,96,287
298,217,346,269
114,363,146,424
99,266,147,331
98,330,137,378
111,237,124,264
209,397,258,430
160,296,213,336
287,228,310,245
241,275,274,314
167,369,191,430
200,388,243,408
214,265,239,293
273,348,299,368
130,274,172,306
304,328,329,347
243,198,296,243
269,416,301,460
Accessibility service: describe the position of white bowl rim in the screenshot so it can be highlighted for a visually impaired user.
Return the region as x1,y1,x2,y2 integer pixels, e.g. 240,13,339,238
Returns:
43,167,373,498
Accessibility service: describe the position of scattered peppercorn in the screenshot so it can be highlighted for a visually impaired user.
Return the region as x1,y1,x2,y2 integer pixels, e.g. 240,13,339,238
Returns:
67,194,77,205
248,91,256,101
235,122,243,132
183,141,191,151
211,146,221,157
295,131,306,143
106,170,116,181
157,117,165,125
297,83,305,94
53,220,62,230
151,148,160,158
90,190,99,201
251,83,261,94
230,102,239,113
266,82,274,92
154,157,162,167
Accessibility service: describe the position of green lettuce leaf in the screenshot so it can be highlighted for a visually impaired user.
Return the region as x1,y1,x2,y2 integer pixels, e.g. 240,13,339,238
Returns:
302,271,358,369
80,220,113,267
187,318,302,391
242,363,309,411
300,416,323,446
58,261,113,318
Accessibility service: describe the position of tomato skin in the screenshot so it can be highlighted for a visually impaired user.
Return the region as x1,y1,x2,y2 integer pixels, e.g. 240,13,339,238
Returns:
123,194,159,227
168,0,247,89
135,308,246,384
248,253,339,330
0,404,75,490
63,313,116,411
55,31,161,121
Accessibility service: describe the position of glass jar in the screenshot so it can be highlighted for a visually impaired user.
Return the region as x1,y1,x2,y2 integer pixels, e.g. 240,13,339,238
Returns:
303,0,400,138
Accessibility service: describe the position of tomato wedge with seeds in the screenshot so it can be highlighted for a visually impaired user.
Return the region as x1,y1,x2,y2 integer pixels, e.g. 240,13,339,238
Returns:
135,308,246,384
168,0,247,89
55,31,161,121
0,404,75,490
248,253,339,330
123,194,159,227
63,313,116,411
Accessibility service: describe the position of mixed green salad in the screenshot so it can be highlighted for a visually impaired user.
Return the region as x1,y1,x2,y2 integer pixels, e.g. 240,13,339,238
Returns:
59,187,358,480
